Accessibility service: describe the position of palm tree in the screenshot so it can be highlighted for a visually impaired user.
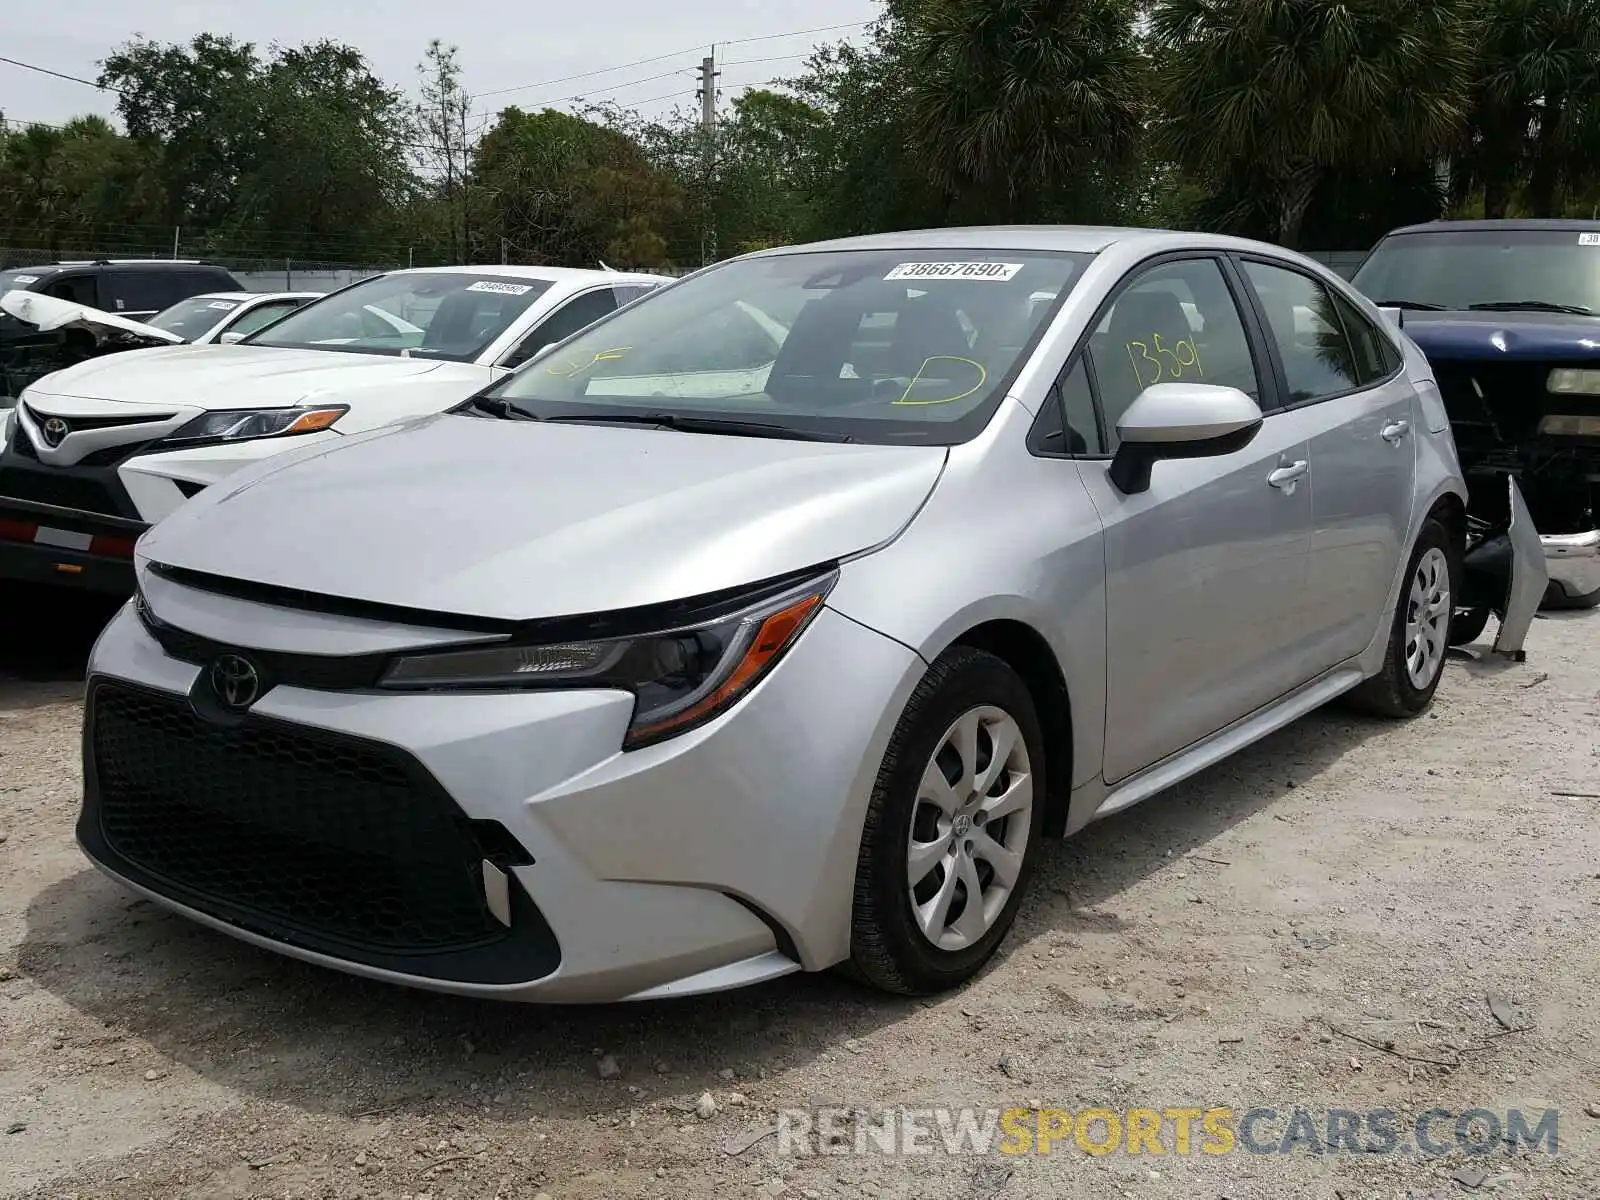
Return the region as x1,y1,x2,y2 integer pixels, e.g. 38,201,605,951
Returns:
903,0,1146,223
1458,0,1600,218
1151,0,1478,247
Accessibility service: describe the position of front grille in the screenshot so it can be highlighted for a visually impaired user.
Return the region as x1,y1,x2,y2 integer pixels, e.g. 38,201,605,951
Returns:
85,682,558,978
137,603,390,692
0,463,128,516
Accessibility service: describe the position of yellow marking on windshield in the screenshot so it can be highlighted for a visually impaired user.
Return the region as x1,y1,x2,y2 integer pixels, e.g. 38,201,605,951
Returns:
891,356,989,406
546,346,632,377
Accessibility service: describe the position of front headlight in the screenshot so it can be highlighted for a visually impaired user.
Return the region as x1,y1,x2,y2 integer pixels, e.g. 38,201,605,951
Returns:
379,572,837,748
162,405,347,447
1546,368,1600,395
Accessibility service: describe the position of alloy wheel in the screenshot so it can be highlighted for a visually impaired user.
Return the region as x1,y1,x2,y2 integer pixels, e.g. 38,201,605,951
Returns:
1405,546,1452,689
906,705,1034,952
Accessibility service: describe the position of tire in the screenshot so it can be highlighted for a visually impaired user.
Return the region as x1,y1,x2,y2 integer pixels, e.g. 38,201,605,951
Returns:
1348,517,1457,718
1447,606,1491,647
847,646,1047,995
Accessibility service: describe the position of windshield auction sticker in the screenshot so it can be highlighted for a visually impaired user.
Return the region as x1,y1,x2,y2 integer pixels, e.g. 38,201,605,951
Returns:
1579,233,1600,246
885,262,1024,282
466,280,534,295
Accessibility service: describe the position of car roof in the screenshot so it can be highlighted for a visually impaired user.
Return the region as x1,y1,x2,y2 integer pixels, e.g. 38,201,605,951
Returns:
190,291,319,303
392,264,671,284
743,225,1182,258
6,260,232,272
1382,218,1600,236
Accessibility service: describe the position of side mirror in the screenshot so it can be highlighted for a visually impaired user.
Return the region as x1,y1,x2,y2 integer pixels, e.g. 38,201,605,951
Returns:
1109,383,1264,495
219,331,246,344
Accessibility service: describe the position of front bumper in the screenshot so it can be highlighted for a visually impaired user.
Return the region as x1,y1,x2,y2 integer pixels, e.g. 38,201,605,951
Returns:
78,594,924,1002
1542,528,1600,600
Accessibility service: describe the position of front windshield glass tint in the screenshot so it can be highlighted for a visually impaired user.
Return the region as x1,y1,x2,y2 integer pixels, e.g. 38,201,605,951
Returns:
491,249,1090,443
148,295,239,339
246,272,555,361
1352,229,1600,313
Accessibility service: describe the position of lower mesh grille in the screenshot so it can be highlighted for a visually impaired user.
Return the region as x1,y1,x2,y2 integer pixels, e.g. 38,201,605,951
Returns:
89,682,512,957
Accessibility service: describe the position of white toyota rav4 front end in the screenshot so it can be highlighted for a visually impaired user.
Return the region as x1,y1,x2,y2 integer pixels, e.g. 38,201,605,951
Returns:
0,265,667,594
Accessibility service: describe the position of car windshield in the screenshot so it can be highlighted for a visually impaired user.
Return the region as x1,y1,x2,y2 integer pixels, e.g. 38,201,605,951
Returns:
148,295,241,339
1352,228,1600,314
487,249,1090,444
245,272,555,361
0,270,48,295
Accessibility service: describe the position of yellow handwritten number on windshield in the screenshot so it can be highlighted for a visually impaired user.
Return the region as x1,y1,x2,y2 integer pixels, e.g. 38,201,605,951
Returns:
1125,334,1204,388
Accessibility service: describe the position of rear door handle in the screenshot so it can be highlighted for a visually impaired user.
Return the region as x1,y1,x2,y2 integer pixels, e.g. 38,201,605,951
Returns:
1381,419,1410,444
1267,460,1308,490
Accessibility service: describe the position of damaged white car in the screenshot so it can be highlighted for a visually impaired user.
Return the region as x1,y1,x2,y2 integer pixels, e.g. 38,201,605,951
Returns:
0,265,670,594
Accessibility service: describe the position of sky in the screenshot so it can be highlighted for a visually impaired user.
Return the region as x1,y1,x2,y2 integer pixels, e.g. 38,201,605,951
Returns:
0,0,880,132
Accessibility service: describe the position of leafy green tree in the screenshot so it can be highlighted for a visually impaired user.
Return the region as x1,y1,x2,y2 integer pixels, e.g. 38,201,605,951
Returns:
1151,0,1478,247
904,0,1146,222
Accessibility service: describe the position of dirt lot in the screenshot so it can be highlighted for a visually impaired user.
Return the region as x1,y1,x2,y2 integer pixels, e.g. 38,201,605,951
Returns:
1,592,1598,1200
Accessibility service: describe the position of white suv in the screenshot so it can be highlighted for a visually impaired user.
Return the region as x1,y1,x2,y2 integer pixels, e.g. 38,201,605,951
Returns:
0,265,669,594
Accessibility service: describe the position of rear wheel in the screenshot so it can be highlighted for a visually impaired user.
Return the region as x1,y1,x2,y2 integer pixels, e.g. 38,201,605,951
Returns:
1349,518,1456,717
847,647,1045,995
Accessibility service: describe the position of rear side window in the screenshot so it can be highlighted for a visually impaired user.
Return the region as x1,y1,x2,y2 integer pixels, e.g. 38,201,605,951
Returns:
106,270,224,314
41,274,99,306
1239,260,1362,404
612,283,660,306
1329,290,1401,382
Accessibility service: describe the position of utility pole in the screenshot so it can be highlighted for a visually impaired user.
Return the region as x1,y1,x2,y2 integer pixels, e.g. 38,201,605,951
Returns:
696,48,719,266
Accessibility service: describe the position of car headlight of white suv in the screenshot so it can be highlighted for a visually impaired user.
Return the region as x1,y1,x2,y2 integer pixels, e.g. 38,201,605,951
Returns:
161,405,348,447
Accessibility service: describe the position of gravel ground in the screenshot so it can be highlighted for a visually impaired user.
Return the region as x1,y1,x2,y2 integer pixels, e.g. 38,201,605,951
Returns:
1,591,1598,1200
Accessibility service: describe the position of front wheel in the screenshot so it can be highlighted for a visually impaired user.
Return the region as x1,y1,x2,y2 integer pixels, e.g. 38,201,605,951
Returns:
1348,517,1457,717
847,647,1046,995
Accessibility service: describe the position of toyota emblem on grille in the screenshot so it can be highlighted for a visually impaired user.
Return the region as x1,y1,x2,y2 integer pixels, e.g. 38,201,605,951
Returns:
41,416,70,447
209,654,261,710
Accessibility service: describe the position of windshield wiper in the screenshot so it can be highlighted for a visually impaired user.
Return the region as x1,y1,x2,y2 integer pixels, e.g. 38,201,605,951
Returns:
541,412,855,443
1468,300,1595,315
1373,299,1447,311
463,395,541,420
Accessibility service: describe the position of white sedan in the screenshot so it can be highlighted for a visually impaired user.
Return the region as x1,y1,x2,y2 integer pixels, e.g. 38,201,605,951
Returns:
0,265,671,594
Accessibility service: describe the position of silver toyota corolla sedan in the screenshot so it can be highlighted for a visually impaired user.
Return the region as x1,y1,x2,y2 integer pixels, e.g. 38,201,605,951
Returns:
80,227,1471,1003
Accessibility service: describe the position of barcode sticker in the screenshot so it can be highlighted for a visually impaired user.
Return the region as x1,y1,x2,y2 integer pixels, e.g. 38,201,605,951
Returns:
466,280,534,295
10,275,39,285
885,262,1024,282
207,301,239,310
1580,233,1600,246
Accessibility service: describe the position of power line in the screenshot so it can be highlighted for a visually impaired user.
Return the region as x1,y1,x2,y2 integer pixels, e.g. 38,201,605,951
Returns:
0,55,123,94
474,19,867,100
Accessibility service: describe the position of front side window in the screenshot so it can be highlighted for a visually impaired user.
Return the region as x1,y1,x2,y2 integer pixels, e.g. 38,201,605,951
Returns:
1351,227,1600,314
246,272,555,361
1085,258,1261,448
1241,260,1361,404
149,295,241,339
505,290,619,367
488,249,1091,445
222,299,306,338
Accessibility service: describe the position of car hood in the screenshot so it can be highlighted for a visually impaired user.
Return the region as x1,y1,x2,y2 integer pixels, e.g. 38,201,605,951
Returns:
23,343,482,410
1401,310,1600,361
139,413,948,621
0,288,184,346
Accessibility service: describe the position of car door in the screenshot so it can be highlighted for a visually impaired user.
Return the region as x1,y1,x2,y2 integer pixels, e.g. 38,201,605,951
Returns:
1069,255,1315,784
1234,257,1418,670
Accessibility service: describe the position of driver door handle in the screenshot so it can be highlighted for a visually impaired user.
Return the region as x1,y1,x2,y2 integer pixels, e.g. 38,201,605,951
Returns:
1267,460,1308,490
1381,419,1410,444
